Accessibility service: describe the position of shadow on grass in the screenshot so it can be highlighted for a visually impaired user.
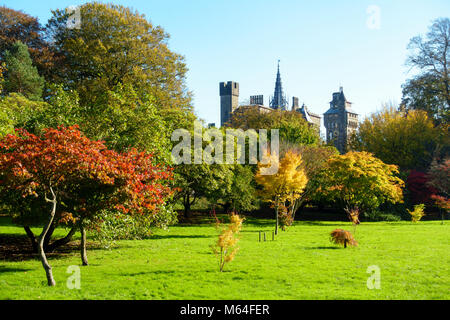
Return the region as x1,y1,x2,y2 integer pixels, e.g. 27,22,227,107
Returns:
0,265,33,273
150,234,212,240
121,270,176,277
304,246,341,250
0,233,105,262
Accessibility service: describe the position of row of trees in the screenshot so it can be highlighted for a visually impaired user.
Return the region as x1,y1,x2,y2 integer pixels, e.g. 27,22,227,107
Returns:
0,3,197,286
0,126,173,285
348,17,450,216
0,3,448,284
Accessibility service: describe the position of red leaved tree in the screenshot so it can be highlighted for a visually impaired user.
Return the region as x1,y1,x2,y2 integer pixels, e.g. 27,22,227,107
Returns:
406,170,438,205
0,126,172,286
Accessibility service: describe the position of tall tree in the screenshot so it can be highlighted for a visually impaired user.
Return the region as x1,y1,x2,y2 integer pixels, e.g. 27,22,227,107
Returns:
402,18,450,124
255,150,308,234
427,157,450,197
227,106,320,146
0,6,56,80
279,141,338,219
3,41,44,100
349,107,443,171
46,2,193,126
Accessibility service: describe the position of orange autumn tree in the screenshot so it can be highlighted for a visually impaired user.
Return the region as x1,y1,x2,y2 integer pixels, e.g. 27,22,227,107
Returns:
0,126,173,286
312,151,404,221
255,150,308,234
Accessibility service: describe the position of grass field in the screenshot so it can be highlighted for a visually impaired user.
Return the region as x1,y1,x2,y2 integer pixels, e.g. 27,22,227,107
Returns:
0,215,449,300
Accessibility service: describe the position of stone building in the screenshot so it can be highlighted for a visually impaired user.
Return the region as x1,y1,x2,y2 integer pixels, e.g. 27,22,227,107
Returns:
295,103,321,133
219,62,330,134
323,87,359,154
219,81,239,127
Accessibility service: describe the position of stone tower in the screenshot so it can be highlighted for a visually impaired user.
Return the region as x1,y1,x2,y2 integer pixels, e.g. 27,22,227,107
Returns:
220,81,239,127
324,87,359,154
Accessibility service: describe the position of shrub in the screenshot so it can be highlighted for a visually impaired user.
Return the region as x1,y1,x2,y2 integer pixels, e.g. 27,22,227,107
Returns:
91,205,177,248
211,213,244,272
330,229,358,248
407,204,426,223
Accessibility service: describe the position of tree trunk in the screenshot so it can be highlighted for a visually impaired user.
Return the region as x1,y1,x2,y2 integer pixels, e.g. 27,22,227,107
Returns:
80,224,88,266
47,226,77,252
184,193,191,218
43,221,56,250
25,225,77,253
39,186,57,287
24,226,38,253
275,204,279,235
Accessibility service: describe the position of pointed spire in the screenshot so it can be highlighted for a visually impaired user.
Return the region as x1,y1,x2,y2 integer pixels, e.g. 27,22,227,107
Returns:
270,60,288,110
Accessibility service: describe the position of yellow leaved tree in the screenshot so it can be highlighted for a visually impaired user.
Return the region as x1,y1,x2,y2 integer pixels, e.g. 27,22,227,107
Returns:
255,150,308,234
312,151,405,222
211,213,244,272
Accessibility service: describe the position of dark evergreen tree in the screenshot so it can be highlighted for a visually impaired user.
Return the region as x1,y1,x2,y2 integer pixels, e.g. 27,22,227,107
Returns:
3,41,44,100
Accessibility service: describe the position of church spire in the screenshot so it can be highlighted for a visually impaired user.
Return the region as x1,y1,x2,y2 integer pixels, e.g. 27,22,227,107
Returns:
270,60,288,110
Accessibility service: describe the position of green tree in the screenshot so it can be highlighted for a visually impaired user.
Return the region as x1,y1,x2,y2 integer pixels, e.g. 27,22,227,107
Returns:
402,18,450,124
0,6,56,80
3,41,44,100
0,92,48,135
227,106,320,146
222,165,258,213
46,2,192,123
172,126,258,216
76,83,173,164
174,163,234,218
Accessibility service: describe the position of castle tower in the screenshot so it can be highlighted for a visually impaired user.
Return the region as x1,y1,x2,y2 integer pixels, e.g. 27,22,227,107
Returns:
220,81,239,127
323,87,359,154
269,61,288,110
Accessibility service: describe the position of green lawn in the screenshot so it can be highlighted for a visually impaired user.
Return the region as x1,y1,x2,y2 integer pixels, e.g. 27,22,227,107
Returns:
0,215,449,300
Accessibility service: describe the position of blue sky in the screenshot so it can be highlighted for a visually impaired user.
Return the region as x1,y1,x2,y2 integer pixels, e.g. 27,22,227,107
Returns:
2,0,450,129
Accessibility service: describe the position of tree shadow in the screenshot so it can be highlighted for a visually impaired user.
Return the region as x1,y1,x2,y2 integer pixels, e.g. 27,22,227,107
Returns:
241,219,275,228
150,234,212,240
120,270,176,277
0,233,104,262
0,265,33,273
304,246,341,250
